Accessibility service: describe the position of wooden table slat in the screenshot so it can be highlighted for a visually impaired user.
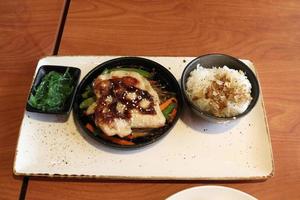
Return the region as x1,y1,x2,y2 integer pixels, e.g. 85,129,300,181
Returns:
0,0,65,199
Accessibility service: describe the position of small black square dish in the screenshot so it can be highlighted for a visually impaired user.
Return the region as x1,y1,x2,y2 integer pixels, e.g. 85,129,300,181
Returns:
26,65,81,115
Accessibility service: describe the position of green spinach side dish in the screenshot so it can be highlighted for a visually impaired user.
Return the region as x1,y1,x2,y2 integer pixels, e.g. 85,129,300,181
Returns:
28,69,74,112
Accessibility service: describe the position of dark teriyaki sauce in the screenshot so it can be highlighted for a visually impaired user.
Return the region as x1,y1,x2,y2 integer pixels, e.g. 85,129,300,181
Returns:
93,76,156,124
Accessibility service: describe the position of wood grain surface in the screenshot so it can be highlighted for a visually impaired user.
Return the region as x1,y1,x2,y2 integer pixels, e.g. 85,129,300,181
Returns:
0,0,64,199
21,0,300,199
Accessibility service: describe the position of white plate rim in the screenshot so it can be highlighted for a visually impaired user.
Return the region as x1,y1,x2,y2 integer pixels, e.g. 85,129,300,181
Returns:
166,185,257,200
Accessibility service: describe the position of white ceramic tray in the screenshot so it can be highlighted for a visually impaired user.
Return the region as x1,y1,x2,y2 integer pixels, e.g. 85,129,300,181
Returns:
14,56,274,180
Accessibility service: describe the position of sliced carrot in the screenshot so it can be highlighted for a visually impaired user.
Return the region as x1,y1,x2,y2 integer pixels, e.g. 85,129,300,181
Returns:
131,132,148,139
159,97,177,111
100,133,135,146
111,138,135,146
85,123,95,133
169,108,177,119
126,134,134,140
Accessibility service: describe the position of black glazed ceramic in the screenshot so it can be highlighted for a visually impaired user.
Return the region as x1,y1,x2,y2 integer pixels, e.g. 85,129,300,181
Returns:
181,54,260,123
73,57,183,149
26,65,81,115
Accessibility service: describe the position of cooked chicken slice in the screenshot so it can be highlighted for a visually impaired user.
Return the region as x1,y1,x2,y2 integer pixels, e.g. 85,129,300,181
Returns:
93,70,166,137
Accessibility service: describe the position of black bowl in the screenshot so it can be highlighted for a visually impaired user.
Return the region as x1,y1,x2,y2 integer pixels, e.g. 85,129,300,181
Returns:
181,54,260,123
26,65,81,115
73,57,183,149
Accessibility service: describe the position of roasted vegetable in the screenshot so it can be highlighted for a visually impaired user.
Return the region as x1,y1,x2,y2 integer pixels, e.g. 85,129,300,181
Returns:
81,85,93,98
99,133,135,146
109,67,152,78
79,97,95,109
85,123,95,133
162,103,176,118
160,97,177,111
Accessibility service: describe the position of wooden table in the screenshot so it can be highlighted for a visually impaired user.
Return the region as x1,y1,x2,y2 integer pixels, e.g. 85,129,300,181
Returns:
2,0,300,199
0,0,64,199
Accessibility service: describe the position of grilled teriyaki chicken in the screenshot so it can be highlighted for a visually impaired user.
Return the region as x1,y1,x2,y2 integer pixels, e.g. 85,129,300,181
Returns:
86,70,166,137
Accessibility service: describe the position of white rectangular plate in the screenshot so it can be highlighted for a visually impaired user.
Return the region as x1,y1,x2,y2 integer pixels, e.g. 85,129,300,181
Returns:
14,56,274,180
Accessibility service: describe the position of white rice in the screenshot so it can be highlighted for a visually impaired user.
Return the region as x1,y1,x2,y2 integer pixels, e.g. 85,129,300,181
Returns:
186,64,252,117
